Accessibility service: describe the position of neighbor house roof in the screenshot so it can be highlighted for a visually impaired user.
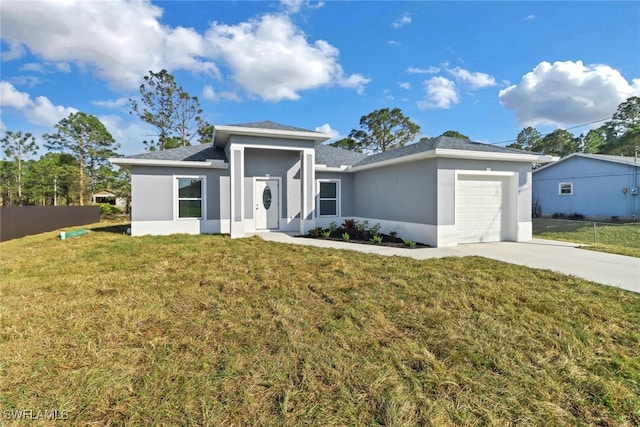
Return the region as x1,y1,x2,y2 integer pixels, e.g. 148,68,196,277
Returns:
533,153,640,173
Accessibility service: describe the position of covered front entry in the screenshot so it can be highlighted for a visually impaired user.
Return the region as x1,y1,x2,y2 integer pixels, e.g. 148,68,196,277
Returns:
455,173,514,244
254,178,279,230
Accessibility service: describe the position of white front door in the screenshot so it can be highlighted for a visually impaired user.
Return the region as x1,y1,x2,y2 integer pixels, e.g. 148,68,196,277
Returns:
255,179,279,230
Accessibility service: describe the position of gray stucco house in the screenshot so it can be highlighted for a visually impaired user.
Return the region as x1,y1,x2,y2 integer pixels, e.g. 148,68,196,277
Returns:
533,153,640,220
110,121,554,247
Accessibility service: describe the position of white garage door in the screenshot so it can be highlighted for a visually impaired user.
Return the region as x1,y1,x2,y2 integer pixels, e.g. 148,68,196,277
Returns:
456,175,510,244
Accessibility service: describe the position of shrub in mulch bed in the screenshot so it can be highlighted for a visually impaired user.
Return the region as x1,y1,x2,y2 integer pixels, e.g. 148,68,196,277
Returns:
304,220,430,248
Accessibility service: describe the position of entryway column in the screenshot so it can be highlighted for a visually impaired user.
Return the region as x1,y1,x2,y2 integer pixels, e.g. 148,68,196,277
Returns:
230,146,245,238
300,148,315,235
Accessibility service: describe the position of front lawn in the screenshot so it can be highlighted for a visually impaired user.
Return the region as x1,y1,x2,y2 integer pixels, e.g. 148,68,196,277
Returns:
533,218,640,258
1,225,639,425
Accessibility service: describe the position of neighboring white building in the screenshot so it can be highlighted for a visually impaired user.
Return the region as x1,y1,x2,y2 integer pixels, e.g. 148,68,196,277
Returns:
91,189,127,210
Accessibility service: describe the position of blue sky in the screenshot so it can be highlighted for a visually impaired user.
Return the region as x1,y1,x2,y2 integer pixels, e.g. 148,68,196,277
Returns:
1,0,639,155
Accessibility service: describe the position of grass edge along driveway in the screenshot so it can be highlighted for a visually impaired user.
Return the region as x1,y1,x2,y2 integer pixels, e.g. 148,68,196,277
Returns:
533,218,640,258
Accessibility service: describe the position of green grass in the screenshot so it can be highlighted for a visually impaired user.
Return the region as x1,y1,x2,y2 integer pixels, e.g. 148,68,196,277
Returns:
1,223,639,425
533,218,640,258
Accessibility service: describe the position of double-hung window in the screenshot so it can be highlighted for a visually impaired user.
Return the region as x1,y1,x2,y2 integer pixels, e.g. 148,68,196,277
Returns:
558,182,573,196
177,177,204,218
318,180,339,217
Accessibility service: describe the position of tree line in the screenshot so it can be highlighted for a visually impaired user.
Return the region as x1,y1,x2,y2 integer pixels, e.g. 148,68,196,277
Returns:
507,97,640,157
1,70,211,206
331,97,639,158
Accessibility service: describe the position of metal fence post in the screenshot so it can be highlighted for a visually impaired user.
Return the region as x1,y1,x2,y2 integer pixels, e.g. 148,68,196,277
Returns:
593,222,597,244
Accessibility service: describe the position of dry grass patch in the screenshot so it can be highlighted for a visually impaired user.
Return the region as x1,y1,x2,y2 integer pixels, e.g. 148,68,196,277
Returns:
1,225,639,425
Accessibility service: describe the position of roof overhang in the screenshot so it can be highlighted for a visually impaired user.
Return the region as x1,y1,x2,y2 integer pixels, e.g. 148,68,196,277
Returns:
349,149,557,172
213,125,331,147
315,164,350,172
109,158,229,170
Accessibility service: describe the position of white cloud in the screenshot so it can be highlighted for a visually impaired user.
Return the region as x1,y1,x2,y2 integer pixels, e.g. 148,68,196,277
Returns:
447,66,497,89
0,0,218,91
0,81,77,127
406,66,440,74
417,76,460,110
0,81,31,108
315,123,340,140
55,62,71,73
525,14,537,20
201,84,241,103
19,63,47,73
387,40,401,47
92,97,130,110
399,82,411,90
25,96,78,127
281,0,324,14
499,60,640,127
391,13,412,29
205,14,369,101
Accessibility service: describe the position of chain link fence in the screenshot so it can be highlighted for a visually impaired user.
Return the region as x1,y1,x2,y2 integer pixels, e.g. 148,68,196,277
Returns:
532,217,640,246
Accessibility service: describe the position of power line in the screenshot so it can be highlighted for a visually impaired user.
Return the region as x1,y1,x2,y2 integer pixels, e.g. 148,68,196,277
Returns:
489,116,612,147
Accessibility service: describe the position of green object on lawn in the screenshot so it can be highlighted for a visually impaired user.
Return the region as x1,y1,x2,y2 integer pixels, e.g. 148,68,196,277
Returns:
60,229,88,240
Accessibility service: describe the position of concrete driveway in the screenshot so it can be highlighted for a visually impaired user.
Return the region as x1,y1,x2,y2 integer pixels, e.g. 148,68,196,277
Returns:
257,234,640,294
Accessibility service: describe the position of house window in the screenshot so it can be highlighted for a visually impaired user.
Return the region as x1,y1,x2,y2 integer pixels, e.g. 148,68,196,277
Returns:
318,180,339,217
559,182,573,196
177,177,204,218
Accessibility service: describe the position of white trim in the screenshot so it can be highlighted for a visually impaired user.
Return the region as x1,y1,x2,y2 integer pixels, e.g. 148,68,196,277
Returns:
435,148,556,163
131,220,220,236
214,125,331,146
315,164,349,172
235,142,317,152
315,216,438,247
174,175,206,220
316,179,341,218
559,181,573,195
109,158,228,169
348,149,556,173
253,176,283,231
517,221,532,242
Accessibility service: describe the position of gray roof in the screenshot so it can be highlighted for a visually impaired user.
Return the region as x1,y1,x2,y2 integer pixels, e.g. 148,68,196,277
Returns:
352,136,536,167
121,134,540,167
224,121,318,133
126,143,227,162
315,144,369,167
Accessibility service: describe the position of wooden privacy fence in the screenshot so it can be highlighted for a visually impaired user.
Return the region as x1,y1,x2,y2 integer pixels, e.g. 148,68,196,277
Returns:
0,206,100,242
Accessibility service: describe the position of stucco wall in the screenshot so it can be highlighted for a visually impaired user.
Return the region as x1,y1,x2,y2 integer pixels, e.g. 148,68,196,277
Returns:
352,158,438,224
436,158,532,224
244,148,302,221
533,156,640,219
130,166,227,221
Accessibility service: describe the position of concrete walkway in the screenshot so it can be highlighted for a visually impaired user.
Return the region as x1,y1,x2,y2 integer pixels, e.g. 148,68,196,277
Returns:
256,233,640,294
